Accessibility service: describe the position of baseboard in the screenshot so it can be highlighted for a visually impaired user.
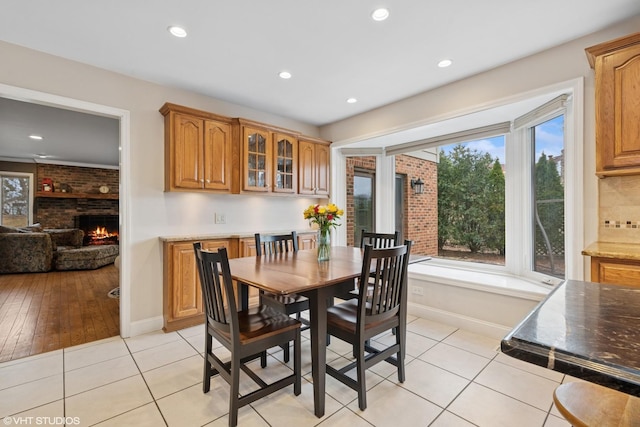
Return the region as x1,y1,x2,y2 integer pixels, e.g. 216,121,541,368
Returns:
408,302,513,340
127,306,512,340
126,315,164,338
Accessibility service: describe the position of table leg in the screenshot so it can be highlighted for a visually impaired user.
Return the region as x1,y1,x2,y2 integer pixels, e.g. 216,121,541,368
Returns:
307,287,330,418
238,281,249,311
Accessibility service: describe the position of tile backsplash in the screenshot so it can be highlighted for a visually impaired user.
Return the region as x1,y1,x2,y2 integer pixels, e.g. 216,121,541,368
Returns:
599,175,640,244
603,220,640,229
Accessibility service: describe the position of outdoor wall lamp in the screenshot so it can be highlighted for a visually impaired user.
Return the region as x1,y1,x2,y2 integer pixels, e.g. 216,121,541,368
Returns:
410,178,424,195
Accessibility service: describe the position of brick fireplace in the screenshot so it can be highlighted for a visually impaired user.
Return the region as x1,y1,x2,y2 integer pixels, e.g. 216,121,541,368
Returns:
35,164,119,229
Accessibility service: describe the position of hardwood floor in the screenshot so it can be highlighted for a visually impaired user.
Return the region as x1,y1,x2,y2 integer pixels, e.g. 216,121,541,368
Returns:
0,265,119,362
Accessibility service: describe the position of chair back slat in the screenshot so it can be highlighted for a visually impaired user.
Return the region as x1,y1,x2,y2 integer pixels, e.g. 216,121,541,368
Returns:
359,240,412,325
255,232,299,256
359,229,400,249
193,243,237,338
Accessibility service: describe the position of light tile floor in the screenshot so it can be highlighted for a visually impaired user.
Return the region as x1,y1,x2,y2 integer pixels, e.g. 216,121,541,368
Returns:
0,315,574,426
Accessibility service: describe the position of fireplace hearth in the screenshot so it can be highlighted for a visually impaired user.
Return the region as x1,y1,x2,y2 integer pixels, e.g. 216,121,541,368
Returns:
75,215,119,246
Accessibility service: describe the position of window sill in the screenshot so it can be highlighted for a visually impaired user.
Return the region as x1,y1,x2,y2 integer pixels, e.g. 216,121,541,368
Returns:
408,259,552,301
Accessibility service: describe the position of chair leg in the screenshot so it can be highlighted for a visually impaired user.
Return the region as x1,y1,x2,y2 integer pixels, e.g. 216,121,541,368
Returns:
203,332,212,393
294,330,301,396
397,324,406,383
281,343,290,363
356,339,367,410
260,350,267,368
326,297,332,345
229,355,241,427
355,339,371,359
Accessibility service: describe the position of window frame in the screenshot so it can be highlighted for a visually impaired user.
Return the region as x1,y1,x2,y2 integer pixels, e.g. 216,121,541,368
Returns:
507,113,565,284
331,78,584,284
353,168,376,244
0,171,34,226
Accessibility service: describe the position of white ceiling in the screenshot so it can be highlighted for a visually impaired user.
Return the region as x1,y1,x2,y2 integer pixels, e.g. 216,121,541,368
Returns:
0,97,119,167
1,1,639,165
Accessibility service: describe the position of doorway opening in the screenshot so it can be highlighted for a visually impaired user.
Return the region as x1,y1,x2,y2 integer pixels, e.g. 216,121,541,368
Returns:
0,84,129,362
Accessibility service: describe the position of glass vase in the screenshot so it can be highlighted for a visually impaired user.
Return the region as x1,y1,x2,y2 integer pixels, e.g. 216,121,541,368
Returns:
317,228,331,262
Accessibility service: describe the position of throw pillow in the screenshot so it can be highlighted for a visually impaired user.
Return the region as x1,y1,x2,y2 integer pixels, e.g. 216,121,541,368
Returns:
19,223,43,232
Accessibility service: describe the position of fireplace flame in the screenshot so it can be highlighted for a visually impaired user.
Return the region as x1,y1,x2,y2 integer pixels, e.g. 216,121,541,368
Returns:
87,226,119,244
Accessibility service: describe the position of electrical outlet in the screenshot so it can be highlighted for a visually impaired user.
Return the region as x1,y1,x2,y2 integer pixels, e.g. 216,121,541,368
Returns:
215,213,226,224
411,286,424,296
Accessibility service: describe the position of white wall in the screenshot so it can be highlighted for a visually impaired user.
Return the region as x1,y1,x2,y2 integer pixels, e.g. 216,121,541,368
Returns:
2,14,639,334
320,14,640,280
0,40,323,334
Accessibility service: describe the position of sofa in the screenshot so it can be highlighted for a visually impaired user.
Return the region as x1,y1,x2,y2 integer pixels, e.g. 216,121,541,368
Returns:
0,225,118,273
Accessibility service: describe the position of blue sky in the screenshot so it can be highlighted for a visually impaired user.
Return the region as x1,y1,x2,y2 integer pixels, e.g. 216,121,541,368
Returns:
441,115,564,164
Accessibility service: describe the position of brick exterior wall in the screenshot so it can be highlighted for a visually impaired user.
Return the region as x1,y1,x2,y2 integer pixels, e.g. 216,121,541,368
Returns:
345,156,376,246
35,164,119,228
395,155,438,256
344,155,438,256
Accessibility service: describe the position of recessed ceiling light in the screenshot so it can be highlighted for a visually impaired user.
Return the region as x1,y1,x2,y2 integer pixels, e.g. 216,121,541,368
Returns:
438,59,453,68
346,98,358,104
29,134,43,140
168,26,187,38
371,8,389,21
35,153,49,159
279,71,292,79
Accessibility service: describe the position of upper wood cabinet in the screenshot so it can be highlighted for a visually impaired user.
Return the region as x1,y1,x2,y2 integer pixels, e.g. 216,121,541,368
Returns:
241,125,272,192
299,137,330,196
236,119,301,194
273,132,298,194
160,103,233,192
586,33,640,178
161,103,329,196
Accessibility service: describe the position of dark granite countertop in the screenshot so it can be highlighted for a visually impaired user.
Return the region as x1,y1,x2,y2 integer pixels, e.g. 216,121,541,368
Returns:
501,280,640,396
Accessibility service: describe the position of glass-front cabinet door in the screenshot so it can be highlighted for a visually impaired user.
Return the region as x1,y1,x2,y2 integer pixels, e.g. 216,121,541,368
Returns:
273,133,297,193
243,126,271,192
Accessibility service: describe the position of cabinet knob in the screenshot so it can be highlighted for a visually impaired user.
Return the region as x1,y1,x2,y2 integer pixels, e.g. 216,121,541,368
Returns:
200,179,204,183
205,179,210,183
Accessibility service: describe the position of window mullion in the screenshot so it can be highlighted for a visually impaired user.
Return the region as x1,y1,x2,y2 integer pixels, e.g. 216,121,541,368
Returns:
504,129,528,275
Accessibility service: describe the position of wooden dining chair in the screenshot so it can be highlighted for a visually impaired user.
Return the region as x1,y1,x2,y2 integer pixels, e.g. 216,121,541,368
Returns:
325,240,412,410
254,232,310,362
347,229,401,299
193,243,301,427
359,229,400,249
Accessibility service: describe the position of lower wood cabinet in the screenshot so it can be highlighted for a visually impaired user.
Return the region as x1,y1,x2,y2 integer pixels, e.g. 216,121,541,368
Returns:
590,257,640,287
163,232,319,332
298,232,317,250
163,238,233,332
241,232,317,254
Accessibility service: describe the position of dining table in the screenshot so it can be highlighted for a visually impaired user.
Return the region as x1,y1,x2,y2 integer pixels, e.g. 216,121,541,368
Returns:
227,246,429,418
501,279,640,397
